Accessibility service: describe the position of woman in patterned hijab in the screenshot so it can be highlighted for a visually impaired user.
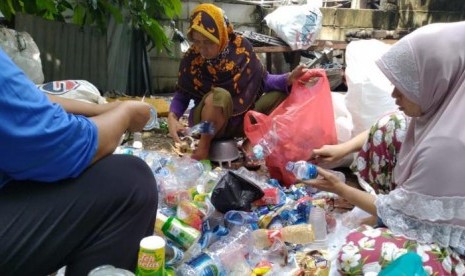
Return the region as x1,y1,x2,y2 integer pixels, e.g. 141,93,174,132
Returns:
168,3,305,160
306,21,465,274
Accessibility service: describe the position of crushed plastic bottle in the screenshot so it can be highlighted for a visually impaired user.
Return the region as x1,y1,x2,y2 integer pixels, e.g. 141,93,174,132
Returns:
182,121,215,136
143,106,160,131
285,161,318,180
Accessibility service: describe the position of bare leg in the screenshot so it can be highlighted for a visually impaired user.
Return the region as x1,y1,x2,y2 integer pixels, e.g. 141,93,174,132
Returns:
191,93,226,160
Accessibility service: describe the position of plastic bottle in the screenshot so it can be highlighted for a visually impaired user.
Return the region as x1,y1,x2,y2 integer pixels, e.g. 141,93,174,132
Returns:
171,157,205,186
155,212,201,250
286,160,346,182
177,226,252,275
308,206,327,241
251,223,315,249
285,161,318,180
136,235,165,276
175,252,225,276
251,129,278,160
182,121,215,136
132,132,143,149
88,265,135,276
143,106,160,131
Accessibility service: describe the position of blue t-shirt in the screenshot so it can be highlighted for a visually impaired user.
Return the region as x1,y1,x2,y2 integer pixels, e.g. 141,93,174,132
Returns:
0,49,98,188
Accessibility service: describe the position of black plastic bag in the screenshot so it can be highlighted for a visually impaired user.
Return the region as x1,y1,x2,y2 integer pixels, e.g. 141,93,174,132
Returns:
211,171,264,213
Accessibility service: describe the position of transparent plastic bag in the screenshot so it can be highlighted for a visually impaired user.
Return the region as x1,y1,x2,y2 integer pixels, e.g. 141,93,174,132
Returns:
0,27,44,84
264,4,322,50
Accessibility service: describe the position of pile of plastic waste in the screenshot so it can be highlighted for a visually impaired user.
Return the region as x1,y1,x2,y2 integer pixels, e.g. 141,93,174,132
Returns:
114,145,340,275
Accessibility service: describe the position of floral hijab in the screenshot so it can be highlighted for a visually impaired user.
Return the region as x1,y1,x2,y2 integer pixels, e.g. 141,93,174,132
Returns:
177,3,265,117
374,21,465,248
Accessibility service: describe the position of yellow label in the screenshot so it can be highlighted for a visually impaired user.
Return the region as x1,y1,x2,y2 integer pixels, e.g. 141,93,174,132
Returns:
136,247,165,276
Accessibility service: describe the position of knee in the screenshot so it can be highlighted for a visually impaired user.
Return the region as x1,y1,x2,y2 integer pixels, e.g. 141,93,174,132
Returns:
107,155,158,208
203,93,215,107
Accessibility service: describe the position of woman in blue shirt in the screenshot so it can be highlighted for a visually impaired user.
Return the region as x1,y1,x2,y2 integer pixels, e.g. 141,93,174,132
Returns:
0,48,158,275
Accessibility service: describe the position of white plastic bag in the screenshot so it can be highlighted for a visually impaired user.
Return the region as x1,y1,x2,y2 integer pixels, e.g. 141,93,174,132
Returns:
264,4,322,50
344,39,398,137
0,27,44,84
331,92,353,143
37,80,107,104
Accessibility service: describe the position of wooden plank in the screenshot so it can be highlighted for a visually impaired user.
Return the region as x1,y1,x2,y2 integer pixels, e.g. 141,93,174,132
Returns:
253,40,349,53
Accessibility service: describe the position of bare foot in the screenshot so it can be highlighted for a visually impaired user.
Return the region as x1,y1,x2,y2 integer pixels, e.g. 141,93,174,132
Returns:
191,147,209,160
240,138,261,170
191,135,213,160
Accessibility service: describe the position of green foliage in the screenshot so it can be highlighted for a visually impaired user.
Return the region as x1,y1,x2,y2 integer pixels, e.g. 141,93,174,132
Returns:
0,0,182,51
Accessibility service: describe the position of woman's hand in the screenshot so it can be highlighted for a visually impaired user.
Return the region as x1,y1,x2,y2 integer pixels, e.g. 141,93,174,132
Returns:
287,64,308,85
303,166,346,195
312,144,350,165
167,112,184,143
304,166,378,216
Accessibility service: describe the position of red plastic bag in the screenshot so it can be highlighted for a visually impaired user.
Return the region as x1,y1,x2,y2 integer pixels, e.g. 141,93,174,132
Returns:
244,69,337,187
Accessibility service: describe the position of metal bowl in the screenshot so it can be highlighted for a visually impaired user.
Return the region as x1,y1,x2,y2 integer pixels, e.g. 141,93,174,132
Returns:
209,139,240,166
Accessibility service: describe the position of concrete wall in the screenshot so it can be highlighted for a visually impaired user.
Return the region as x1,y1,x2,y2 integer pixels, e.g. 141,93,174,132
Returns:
149,0,465,94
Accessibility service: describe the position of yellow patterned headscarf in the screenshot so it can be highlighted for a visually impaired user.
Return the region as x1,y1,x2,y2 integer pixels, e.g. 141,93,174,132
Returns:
187,3,233,53
178,3,266,117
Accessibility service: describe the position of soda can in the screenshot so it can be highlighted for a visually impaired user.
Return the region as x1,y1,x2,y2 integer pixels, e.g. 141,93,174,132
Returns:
136,235,165,276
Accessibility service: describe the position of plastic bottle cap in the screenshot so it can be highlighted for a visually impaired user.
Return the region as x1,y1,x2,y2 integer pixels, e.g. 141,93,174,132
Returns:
155,212,169,235
140,235,166,250
285,161,295,172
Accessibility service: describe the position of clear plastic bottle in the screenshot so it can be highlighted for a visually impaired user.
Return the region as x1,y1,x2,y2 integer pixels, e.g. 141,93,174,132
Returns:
177,226,252,275
286,160,346,183
308,206,327,241
182,121,215,136
172,157,205,186
132,132,143,149
88,265,135,276
251,129,278,160
285,161,318,180
251,223,315,249
175,251,225,276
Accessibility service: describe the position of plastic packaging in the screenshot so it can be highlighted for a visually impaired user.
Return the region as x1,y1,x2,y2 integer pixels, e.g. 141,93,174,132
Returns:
251,223,314,249
182,121,215,136
252,187,281,206
155,212,201,250
286,160,346,183
143,106,160,131
136,235,165,275
176,226,252,275
251,129,279,160
308,206,327,241
171,157,205,186
132,132,143,149
88,265,135,276
175,252,225,276
286,161,318,180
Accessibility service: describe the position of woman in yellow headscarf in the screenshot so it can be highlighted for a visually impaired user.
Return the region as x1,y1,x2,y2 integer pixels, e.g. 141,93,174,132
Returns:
168,3,306,161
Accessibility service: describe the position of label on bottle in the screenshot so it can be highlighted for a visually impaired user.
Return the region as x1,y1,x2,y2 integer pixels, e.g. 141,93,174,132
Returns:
305,163,318,179
162,217,200,250
185,252,221,276
136,236,165,276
